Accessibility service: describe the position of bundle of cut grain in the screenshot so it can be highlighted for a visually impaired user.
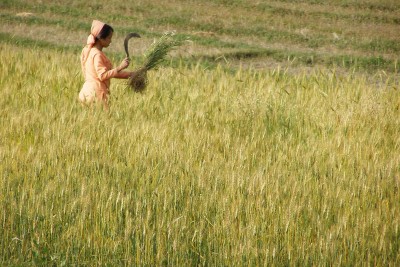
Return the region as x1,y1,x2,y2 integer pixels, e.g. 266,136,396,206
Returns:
127,32,182,92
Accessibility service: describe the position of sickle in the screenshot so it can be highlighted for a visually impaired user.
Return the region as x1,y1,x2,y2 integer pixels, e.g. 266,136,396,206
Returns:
124,32,141,58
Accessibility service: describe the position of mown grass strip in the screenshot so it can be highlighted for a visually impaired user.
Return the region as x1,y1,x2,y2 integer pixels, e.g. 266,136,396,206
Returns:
0,13,88,32
252,3,400,25
0,13,157,41
273,0,400,12
2,5,399,54
204,1,400,24
202,48,399,73
1,1,91,18
0,32,81,53
0,32,217,72
0,13,258,51
1,31,398,74
143,16,400,53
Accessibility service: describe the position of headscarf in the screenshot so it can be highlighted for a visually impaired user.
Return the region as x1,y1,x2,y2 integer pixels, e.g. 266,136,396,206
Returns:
81,20,106,67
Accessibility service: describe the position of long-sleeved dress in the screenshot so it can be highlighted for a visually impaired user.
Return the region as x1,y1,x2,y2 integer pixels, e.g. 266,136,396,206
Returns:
79,47,119,103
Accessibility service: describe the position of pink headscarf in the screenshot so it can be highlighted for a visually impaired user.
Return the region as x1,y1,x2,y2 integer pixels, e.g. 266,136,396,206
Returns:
81,20,106,66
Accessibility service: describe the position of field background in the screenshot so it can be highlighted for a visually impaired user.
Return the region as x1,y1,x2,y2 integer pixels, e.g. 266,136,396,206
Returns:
1,0,399,265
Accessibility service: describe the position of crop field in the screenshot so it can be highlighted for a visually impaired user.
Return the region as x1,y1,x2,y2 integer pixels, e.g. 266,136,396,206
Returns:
1,0,399,265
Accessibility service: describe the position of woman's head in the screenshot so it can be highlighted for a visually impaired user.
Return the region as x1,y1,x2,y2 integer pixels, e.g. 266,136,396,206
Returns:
97,24,114,40
96,24,114,47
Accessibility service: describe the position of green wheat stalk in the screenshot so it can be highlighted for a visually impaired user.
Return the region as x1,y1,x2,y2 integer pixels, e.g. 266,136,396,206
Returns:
142,31,183,71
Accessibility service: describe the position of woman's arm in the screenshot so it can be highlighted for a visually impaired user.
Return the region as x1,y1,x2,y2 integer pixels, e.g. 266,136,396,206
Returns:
94,55,131,81
113,71,133,79
114,68,146,79
94,54,118,81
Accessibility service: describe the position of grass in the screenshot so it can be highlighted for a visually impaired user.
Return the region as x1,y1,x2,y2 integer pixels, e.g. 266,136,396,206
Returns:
1,42,399,265
1,0,399,73
1,0,400,265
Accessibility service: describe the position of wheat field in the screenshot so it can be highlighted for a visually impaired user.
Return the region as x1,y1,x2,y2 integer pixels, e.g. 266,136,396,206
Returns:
1,0,400,265
0,41,399,265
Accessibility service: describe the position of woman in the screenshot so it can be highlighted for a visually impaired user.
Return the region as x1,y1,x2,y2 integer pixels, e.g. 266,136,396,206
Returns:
79,20,133,109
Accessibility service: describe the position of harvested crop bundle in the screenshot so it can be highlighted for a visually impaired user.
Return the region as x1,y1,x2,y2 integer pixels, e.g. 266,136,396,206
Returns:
128,68,148,93
127,32,183,92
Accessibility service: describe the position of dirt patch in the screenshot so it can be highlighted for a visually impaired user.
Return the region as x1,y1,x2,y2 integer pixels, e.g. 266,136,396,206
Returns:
16,12,35,17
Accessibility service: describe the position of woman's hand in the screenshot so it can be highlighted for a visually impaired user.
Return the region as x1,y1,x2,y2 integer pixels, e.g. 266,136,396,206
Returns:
117,57,130,72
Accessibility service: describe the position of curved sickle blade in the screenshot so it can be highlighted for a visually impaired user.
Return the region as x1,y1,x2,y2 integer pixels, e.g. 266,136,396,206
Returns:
124,32,141,58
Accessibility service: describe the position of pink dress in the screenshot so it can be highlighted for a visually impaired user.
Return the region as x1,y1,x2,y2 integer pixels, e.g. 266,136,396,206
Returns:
79,47,119,103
